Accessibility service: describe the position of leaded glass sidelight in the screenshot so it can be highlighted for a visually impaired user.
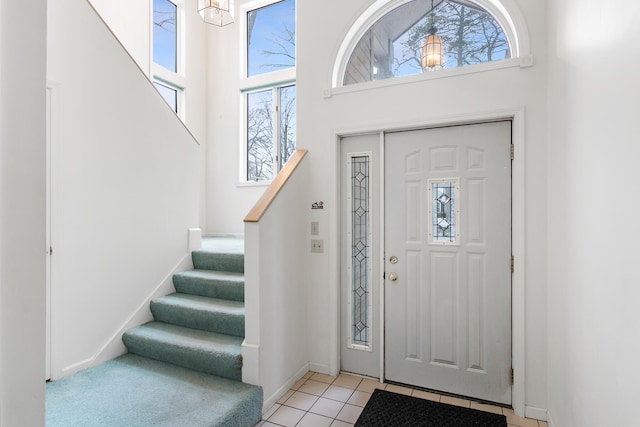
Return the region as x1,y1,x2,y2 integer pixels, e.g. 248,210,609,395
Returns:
350,155,372,349
429,179,460,244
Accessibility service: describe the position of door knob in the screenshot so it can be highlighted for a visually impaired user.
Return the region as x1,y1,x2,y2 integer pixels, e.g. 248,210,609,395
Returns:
389,272,398,281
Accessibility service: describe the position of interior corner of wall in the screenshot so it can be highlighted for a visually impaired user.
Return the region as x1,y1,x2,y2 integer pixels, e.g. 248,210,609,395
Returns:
260,362,309,412
524,405,548,422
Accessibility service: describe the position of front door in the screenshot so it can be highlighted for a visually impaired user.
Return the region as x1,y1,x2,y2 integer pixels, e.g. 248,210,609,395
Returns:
384,122,512,404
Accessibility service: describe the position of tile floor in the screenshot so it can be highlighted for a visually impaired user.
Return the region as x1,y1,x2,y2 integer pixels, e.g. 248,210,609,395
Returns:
257,372,548,427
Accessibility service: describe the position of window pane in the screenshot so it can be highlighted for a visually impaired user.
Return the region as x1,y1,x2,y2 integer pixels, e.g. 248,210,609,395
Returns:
430,179,458,244
154,82,178,112
247,90,274,181
153,0,177,73
344,0,510,85
279,85,296,167
247,0,296,77
351,155,371,348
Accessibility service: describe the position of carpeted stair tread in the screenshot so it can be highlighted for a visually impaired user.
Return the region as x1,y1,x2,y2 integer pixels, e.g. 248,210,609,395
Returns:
151,293,245,337
192,248,244,273
122,322,243,381
173,269,244,302
46,353,262,427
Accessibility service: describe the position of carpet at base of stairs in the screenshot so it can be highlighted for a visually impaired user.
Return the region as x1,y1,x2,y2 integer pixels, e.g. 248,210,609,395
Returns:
46,353,262,427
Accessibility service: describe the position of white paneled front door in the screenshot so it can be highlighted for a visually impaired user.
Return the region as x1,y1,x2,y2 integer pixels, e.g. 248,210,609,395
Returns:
384,122,512,404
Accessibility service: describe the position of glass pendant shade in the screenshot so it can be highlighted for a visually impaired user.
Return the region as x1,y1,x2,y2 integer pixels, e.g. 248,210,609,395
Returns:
421,30,444,70
198,0,234,26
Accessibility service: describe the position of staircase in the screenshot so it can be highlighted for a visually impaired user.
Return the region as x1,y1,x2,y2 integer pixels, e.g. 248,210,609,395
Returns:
121,237,262,425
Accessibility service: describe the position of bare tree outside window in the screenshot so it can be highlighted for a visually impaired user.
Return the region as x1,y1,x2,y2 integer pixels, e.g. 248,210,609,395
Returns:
153,0,177,72
247,91,274,181
279,85,296,167
394,2,509,75
247,0,296,77
246,0,296,182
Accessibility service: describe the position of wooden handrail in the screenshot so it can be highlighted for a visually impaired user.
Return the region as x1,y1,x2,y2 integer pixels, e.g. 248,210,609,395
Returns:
244,149,308,223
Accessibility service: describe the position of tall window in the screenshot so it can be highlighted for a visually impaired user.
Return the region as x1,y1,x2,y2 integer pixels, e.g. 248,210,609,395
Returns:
242,0,296,182
153,0,185,116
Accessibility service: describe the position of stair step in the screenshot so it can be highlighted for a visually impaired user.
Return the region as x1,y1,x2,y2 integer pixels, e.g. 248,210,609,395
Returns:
150,293,245,337
122,322,243,381
173,269,244,302
192,248,244,273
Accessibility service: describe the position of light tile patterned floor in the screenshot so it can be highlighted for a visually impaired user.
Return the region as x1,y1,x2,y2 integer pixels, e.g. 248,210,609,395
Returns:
257,372,549,427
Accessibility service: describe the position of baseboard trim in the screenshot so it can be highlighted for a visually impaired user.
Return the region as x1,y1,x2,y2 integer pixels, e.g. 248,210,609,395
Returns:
308,362,331,375
546,410,556,427
525,405,548,421
59,356,94,378
262,363,309,412
90,251,194,368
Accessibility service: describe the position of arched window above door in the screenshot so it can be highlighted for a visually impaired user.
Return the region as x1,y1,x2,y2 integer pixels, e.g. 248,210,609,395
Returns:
333,0,530,88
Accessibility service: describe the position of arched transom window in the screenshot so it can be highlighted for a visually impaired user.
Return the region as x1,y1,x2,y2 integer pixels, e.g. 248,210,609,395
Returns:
344,0,511,86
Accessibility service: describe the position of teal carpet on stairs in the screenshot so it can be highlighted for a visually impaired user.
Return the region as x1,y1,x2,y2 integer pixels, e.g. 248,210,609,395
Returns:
46,353,262,427
47,237,261,426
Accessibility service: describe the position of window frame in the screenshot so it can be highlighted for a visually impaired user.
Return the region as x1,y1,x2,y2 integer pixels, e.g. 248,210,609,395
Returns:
239,0,297,185
151,0,186,119
330,0,532,92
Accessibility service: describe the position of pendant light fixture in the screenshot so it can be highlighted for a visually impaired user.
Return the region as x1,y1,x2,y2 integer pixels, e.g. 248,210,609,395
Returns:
421,0,444,71
198,0,234,27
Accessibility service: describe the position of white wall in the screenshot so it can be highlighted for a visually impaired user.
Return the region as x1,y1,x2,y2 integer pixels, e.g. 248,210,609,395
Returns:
547,1,640,426
206,9,265,236
47,0,200,378
296,0,548,416
87,0,151,73
87,0,210,232
243,154,310,409
0,1,47,425
207,0,550,415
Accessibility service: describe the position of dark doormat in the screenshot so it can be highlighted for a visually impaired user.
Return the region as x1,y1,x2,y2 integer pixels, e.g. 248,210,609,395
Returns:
355,389,508,427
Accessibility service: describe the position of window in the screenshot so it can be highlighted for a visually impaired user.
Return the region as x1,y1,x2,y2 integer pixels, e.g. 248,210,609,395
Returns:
247,0,296,77
154,82,178,113
349,154,372,349
428,178,460,244
153,0,185,117
153,0,177,72
343,0,510,85
242,0,296,182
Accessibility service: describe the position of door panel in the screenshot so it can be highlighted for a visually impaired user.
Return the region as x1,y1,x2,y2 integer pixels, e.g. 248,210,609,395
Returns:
340,134,381,378
384,122,511,404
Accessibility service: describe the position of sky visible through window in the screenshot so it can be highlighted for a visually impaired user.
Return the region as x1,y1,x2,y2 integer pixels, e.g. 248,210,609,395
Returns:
154,82,178,112
247,0,296,77
153,0,177,73
392,1,509,77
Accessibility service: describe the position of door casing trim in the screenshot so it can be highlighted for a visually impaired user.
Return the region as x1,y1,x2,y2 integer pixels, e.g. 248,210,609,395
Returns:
330,108,526,416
